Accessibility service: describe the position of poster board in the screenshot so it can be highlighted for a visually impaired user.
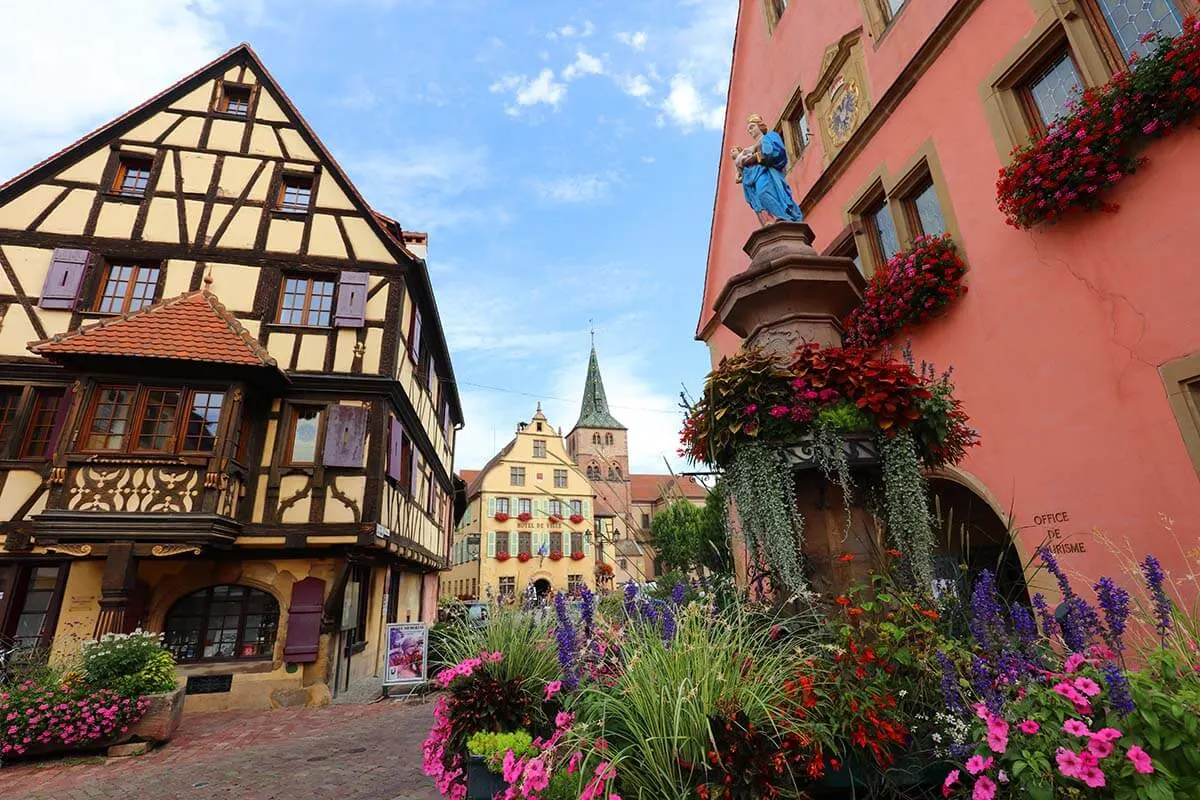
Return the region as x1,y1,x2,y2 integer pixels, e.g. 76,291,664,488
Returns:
383,622,429,685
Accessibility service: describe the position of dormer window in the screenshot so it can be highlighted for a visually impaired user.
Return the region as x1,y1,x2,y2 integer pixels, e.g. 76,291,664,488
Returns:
112,155,152,198
276,174,313,214
220,84,251,116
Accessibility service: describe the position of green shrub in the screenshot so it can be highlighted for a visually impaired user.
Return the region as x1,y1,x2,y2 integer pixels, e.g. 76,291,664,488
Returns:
81,630,177,697
466,729,536,771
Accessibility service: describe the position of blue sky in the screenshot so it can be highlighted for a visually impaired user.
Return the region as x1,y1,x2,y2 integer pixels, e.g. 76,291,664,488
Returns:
0,0,736,474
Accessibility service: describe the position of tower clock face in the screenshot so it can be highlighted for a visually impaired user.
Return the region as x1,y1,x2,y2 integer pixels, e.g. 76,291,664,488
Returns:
828,82,860,145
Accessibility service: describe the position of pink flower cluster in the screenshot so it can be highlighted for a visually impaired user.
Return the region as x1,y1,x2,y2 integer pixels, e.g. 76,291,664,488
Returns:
499,707,621,800
434,651,503,689
421,694,466,800
1054,719,1153,787
1051,674,1100,715
0,681,149,756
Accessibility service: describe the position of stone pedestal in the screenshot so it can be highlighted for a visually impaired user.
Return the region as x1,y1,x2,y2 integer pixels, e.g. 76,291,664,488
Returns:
712,221,865,357
712,222,880,597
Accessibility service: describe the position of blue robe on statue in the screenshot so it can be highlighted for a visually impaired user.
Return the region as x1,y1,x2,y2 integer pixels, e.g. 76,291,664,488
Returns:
742,131,804,222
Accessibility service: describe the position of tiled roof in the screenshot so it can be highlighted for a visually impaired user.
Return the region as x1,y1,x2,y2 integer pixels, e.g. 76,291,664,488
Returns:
629,473,709,503
30,290,277,367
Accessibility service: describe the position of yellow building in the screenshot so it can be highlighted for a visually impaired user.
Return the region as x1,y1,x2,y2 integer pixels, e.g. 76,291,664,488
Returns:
446,406,596,601
0,44,462,711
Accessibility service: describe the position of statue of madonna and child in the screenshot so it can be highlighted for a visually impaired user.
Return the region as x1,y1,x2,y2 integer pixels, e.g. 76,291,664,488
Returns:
731,114,804,226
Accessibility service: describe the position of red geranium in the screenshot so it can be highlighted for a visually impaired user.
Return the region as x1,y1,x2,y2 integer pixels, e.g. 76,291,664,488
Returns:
493,512,509,523
517,512,532,522
569,514,584,524
495,552,510,562
517,552,531,563
570,551,585,561
842,235,967,348
997,21,1200,227
549,550,563,561
548,514,563,525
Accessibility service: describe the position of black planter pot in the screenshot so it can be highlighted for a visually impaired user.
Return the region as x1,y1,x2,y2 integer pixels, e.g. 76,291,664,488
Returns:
807,756,947,799
465,754,509,800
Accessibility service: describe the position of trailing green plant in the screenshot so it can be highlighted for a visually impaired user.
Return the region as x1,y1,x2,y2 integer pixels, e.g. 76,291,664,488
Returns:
725,442,808,597
434,608,560,687
80,630,177,697
813,419,855,535
878,430,935,591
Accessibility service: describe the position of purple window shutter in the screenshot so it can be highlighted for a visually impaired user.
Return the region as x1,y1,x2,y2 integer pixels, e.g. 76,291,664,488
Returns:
321,404,367,468
409,307,422,362
283,577,325,663
334,271,368,328
387,416,405,482
43,386,74,458
39,249,90,310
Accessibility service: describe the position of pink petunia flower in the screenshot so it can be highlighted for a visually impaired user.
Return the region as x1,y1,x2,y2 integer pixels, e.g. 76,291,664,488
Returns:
1092,727,1123,743
544,680,563,701
965,755,993,775
942,769,960,798
1017,719,1040,735
1063,653,1086,673
1127,745,1154,774
1056,748,1083,779
1072,677,1101,697
972,775,997,800
1062,719,1091,737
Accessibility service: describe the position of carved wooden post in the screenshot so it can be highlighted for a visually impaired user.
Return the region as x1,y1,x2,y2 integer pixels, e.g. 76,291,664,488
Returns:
94,542,138,637
709,221,881,595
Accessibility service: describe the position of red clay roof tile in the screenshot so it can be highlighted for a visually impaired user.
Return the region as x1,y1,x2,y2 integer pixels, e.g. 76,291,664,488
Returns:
30,290,277,367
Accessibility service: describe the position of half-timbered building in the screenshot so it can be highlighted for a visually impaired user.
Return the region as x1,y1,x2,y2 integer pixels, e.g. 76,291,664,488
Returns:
0,44,461,710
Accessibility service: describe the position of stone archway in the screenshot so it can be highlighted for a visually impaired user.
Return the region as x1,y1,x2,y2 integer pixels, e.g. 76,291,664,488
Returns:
928,477,1029,604
533,578,552,599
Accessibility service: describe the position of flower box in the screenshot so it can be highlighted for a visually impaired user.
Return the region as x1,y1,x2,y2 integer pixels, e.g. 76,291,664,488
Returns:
517,553,531,563
549,550,563,561
493,512,509,522
548,515,563,525
596,563,614,576
126,684,186,744
465,754,508,800
569,514,584,524
570,552,585,561
517,512,532,522
495,552,511,562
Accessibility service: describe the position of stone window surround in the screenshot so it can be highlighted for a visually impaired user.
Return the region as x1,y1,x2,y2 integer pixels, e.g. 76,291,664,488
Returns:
979,0,1196,159
842,141,964,277
859,0,911,43
1161,351,1200,476
762,0,789,35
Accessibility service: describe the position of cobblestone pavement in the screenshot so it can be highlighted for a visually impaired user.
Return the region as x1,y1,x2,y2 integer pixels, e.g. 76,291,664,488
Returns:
0,698,441,800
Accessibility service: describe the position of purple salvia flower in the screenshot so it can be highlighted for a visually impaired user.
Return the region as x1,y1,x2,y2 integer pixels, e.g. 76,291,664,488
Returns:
1093,576,1131,653
1102,661,1135,715
1062,595,1103,653
1010,604,1038,648
1038,547,1075,600
671,582,686,606
1140,555,1172,643
641,599,660,625
623,582,638,618
580,585,595,640
971,656,1003,714
661,604,677,643
1032,593,1059,640
936,651,964,714
968,570,1005,655
553,592,579,690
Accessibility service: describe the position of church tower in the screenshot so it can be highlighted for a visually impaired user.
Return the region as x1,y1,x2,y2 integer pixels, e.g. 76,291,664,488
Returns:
566,346,632,530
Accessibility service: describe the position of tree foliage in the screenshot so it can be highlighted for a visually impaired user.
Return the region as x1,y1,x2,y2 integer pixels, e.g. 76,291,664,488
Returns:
650,482,731,575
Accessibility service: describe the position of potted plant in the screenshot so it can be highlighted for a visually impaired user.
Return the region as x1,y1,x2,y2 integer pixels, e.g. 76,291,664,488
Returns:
517,512,532,523
494,512,509,523
517,553,531,563
549,550,563,561
570,551,585,561
81,630,185,746
548,514,563,525
495,552,511,562
464,730,534,800
569,514,584,524
596,562,614,577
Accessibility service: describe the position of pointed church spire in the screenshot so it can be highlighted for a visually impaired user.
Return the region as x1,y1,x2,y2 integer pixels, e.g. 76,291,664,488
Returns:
574,346,625,430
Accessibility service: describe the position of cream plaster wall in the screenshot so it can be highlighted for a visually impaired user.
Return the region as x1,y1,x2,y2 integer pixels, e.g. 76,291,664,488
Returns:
37,189,92,234
307,215,347,258
266,218,303,253
180,151,217,194
0,470,44,520
142,198,180,243
278,475,312,523
296,334,325,371
55,149,108,184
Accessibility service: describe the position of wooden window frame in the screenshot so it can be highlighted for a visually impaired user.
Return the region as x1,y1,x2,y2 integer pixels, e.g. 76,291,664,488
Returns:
0,562,69,650
553,469,568,489
510,467,525,486
532,439,546,458
19,388,64,461
275,173,314,215
214,81,258,118
1016,41,1085,136
570,499,582,516
495,531,511,557
276,274,336,328
283,404,325,466
0,387,24,456
518,498,532,516
77,384,228,457
163,585,280,665
496,497,510,515
570,532,584,555
498,576,516,597
517,531,532,556
567,574,584,595
850,182,901,274
93,261,164,315
111,154,154,198
1080,0,1190,73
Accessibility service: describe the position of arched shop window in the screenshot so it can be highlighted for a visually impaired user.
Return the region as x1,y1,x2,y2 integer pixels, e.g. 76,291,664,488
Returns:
928,478,1029,606
164,585,279,662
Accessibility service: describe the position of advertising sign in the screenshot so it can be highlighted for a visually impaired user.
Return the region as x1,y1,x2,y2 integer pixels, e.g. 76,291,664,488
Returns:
383,622,429,685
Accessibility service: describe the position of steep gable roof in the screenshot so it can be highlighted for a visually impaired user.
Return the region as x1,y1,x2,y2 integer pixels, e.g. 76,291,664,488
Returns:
30,289,277,367
630,474,709,503
0,42,461,423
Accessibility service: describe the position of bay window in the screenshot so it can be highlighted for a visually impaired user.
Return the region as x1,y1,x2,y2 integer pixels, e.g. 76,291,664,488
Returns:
80,384,226,455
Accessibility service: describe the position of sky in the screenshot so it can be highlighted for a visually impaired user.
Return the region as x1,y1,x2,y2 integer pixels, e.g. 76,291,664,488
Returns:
0,0,736,475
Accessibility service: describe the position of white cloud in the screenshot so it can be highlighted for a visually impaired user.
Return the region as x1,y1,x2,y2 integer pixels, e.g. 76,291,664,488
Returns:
562,50,604,81
337,76,378,109
492,69,567,113
0,0,226,181
661,74,725,131
529,172,617,204
548,20,595,40
616,31,648,50
617,74,654,99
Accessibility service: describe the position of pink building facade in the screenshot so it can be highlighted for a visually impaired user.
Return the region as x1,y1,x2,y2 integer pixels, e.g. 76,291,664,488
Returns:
700,0,1200,587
